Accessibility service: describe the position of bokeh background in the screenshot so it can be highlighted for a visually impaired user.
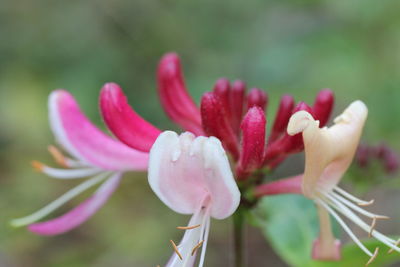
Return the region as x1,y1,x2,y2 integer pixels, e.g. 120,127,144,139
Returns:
1,0,400,266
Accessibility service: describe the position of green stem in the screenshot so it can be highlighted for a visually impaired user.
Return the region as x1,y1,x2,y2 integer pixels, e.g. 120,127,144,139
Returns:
233,209,245,267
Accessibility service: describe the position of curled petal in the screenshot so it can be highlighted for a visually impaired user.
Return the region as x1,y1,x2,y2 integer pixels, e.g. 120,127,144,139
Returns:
287,100,368,197
148,131,240,219
264,102,313,164
100,83,161,152
157,53,204,135
50,90,148,171
28,173,121,235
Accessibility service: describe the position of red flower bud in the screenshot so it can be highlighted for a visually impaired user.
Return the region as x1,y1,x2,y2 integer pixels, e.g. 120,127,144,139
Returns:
269,95,294,143
229,80,246,134
236,107,266,179
213,78,231,120
313,89,334,127
201,92,240,160
157,53,203,135
247,88,268,111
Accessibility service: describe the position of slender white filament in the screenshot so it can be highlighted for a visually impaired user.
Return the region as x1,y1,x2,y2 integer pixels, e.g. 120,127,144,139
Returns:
333,186,373,205
10,172,110,227
316,199,374,257
42,166,101,179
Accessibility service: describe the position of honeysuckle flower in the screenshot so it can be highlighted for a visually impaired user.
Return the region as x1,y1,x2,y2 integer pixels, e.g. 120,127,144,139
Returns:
255,100,400,265
100,52,335,181
11,90,148,235
148,131,240,267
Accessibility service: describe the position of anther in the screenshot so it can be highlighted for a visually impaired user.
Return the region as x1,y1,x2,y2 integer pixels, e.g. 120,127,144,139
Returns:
369,217,377,238
48,145,68,167
177,224,201,230
358,199,375,206
31,161,45,172
388,238,400,254
170,240,183,260
366,247,379,266
191,240,204,256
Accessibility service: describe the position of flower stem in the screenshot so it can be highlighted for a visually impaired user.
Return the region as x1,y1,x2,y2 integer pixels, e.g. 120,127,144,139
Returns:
233,208,245,267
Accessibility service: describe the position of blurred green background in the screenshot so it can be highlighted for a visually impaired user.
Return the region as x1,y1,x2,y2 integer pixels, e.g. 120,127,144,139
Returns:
1,0,400,266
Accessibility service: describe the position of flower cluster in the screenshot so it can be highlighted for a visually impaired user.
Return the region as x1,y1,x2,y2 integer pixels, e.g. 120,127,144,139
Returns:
12,53,399,266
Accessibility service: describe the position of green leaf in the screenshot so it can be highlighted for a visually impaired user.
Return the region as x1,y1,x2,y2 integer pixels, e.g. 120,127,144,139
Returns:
251,194,320,267
251,194,400,267
309,239,400,267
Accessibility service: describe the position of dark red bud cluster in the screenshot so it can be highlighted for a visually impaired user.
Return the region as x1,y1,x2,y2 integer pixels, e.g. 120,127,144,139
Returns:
355,143,400,174
201,80,335,180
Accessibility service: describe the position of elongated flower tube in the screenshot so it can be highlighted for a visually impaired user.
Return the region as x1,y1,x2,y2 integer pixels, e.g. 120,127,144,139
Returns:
11,90,148,235
100,83,162,152
148,131,240,267
256,101,400,265
157,53,204,136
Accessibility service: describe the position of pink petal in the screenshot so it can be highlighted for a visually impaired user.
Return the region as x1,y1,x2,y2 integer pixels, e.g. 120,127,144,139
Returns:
157,53,204,135
28,173,121,235
148,131,240,219
49,90,148,171
100,83,161,152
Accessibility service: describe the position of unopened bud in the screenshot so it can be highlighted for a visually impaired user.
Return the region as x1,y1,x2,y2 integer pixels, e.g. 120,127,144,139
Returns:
201,92,240,160
313,89,334,127
229,80,246,134
236,107,266,179
247,88,268,111
269,95,295,142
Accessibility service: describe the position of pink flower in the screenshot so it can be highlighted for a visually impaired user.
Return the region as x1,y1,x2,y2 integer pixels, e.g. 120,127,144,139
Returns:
11,90,148,235
255,101,400,265
148,131,240,267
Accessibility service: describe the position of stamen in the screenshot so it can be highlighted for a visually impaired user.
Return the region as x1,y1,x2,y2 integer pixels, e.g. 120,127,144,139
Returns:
326,195,400,253
316,199,374,257
333,186,375,206
358,200,375,207
39,166,101,179
388,238,400,254
366,247,379,266
177,224,201,230
325,191,389,220
48,145,68,168
170,240,183,260
10,172,109,227
31,160,45,172
191,240,204,256
369,217,377,238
